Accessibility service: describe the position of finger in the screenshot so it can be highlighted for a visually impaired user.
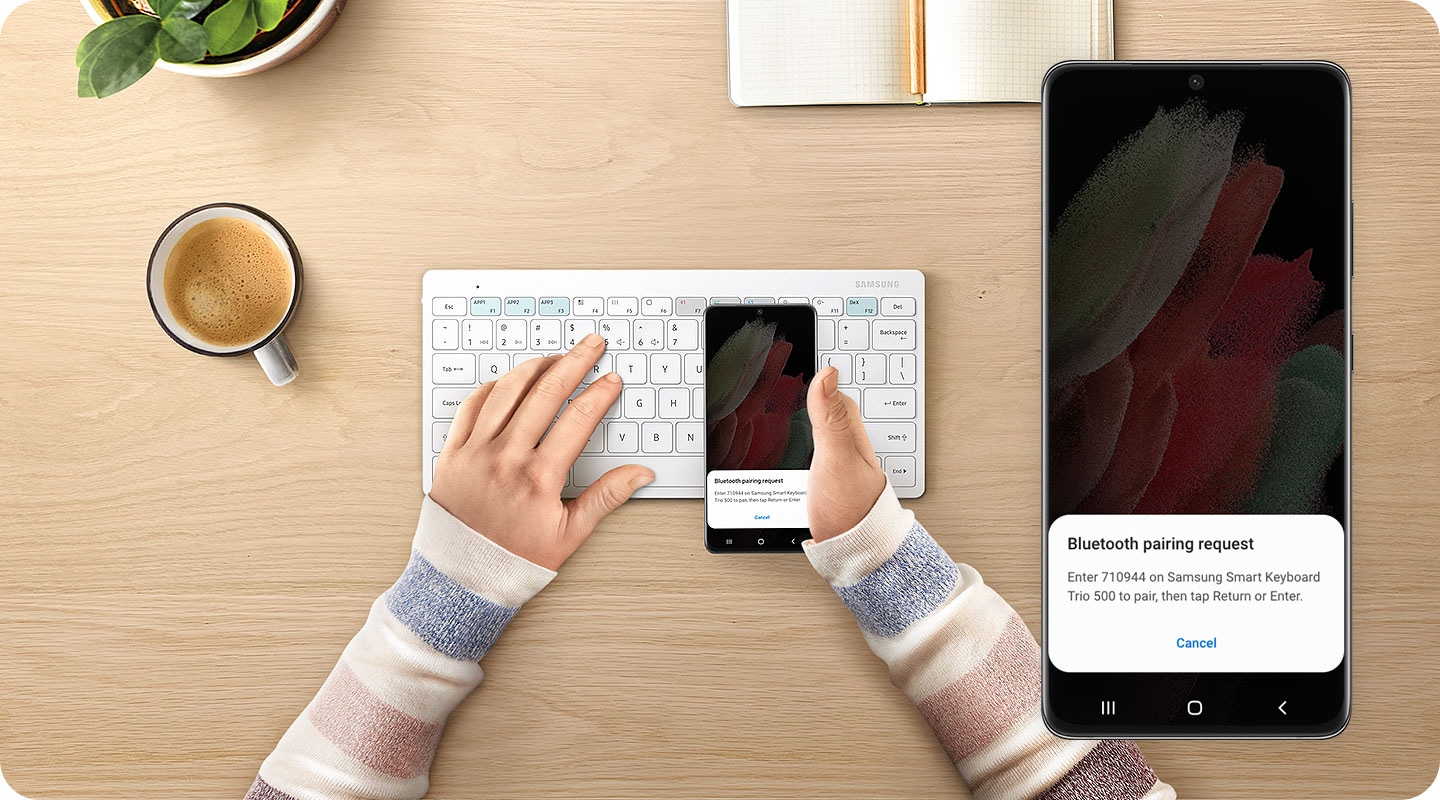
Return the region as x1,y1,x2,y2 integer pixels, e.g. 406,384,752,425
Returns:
807,366,875,460
445,381,497,452
564,464,655,544
505,334,607,447
540,372,623,464
471,356,560,441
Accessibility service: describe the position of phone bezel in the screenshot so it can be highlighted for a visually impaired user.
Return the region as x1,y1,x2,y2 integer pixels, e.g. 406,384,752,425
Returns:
1040,61,1353,739
703,304,818,554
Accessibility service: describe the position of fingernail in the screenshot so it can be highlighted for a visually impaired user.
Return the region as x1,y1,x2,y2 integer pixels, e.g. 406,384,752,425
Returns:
581,332,603,348
823,367,838,397
604,372,622,384
630,470,655,490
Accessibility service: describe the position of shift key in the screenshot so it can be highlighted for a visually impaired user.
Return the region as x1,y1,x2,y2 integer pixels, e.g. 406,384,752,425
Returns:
864,388,917,419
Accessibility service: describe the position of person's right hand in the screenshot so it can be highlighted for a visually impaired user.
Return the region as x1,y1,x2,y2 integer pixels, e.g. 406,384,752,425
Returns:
805,365,889,542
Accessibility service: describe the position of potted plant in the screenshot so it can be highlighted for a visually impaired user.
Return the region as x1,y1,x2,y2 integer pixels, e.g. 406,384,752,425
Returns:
75,0,344,98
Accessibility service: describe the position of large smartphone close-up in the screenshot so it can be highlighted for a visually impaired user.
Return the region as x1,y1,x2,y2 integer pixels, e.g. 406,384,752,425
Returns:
1042,61,1352,738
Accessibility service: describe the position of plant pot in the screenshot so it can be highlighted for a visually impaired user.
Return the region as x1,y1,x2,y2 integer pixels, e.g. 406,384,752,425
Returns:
80,0,345,77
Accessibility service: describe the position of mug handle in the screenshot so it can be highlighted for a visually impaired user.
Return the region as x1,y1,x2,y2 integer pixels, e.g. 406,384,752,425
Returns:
255,334,298,386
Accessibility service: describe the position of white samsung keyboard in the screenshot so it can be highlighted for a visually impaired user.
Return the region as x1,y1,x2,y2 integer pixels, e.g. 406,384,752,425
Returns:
423,270,925,499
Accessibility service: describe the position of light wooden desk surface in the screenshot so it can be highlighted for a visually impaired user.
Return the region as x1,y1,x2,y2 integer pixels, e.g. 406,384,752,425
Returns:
2,0,1438,797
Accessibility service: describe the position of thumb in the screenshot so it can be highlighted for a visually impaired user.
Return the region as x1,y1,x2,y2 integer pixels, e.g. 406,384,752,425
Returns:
807,366,870,456
564,465,655,543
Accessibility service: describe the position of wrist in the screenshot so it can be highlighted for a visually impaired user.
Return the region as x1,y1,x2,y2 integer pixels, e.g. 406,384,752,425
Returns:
802,484,914,586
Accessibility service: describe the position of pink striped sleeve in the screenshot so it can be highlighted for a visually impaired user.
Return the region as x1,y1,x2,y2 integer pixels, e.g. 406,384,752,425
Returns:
244,496,556,800
803,485,1176,800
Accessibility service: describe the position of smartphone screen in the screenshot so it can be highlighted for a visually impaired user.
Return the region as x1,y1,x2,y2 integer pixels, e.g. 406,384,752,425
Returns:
704,304,817,552
1042,63,1350,737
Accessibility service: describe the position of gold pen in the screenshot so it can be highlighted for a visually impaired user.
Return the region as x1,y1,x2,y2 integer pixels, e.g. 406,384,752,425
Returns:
908,0,925,95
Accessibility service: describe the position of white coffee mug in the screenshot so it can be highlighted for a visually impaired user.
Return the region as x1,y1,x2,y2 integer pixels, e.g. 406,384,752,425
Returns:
147,203,302,386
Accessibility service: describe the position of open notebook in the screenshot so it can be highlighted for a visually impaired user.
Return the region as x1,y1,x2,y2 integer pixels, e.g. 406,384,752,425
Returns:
727,0,1112,106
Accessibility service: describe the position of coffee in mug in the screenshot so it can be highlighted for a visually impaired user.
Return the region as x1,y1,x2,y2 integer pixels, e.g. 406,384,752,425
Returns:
147,204,303,386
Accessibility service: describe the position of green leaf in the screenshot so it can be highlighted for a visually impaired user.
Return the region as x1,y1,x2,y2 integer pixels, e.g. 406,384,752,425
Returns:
158,16,207,62
151,0,213,19
203,0,257,56
255,0,286,31
76,15,161,98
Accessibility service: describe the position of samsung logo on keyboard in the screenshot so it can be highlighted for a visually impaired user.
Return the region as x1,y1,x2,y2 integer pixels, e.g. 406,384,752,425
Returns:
854,280,901,288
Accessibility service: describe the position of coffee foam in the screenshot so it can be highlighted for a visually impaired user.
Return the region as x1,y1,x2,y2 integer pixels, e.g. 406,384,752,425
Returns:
164,217,292,348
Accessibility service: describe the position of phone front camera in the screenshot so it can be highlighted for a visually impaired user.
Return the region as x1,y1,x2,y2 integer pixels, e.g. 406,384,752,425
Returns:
1189,73,1205,91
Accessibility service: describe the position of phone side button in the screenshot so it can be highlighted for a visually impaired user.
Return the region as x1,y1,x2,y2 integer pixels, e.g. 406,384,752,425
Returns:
1351,333,1355,373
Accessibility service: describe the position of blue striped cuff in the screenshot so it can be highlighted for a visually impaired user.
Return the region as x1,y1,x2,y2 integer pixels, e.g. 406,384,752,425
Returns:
832,523,959,637
385,550,519,662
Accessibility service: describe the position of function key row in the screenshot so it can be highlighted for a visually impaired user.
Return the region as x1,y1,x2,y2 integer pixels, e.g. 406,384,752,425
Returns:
432,296,918,318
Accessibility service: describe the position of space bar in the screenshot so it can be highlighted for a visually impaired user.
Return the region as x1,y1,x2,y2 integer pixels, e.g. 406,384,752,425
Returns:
574,455,704,487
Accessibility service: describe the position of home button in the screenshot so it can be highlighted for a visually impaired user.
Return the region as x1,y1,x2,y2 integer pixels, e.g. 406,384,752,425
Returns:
1186,700,1204,716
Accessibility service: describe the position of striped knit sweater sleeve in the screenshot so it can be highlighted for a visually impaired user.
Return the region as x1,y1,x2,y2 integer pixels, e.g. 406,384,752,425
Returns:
804,485,1177,800
243,496,557,800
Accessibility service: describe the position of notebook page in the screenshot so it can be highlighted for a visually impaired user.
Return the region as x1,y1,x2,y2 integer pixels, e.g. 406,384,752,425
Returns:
922,0,1107,103
727,0,918,106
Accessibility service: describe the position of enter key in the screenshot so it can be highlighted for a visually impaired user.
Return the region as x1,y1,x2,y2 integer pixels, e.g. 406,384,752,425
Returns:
863,388,917,419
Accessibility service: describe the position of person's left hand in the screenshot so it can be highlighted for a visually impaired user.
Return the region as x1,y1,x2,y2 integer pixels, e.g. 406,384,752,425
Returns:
429,334,654,570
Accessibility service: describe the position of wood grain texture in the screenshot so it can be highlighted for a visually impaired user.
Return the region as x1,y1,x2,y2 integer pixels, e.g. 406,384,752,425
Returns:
1,0,1437,797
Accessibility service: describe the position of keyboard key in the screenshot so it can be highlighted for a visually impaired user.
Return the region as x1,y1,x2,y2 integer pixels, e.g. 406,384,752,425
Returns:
433,353,475,385
693,388,704,417
433,297,466,316
634,319,664,350
531,319,562,350
885,456,917,487
855,353,886,384
846,297,878,316
538,297,571,316
566,319,596,348
658,387,689,419
598,319,630,349
676,297,707,316
684,353,704,385
602,391,622,419
744,297,774,304
838,320,869,350
609,297,639,316
651,353,682,385
477,353,509,379
514,353,545,366
432,421,452,453
607,422,639,453
615,354,647,383
433,388,472,419
462,319,493,350
865,422,916,453
573,297,604,316
575,455,704,487
624,387,655,418
778,297,808,305
495,320,524,350
882,297,916,316
676,422,704,453
822,353,853,384
864,388,917,419
583,353,613,385
668,319,699,350
582,426,605,453
433,319,458,350
872,319,916,350
840,387,861,407
818,320,836,350
888,353,917,385
642,297,673,315
642,422,674,453
470,297,501,316
711,297,741,305
504,297,536,316
812,297,843,316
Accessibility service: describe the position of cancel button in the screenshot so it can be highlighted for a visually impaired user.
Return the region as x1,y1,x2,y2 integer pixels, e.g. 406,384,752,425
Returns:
1177,637,1218,649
